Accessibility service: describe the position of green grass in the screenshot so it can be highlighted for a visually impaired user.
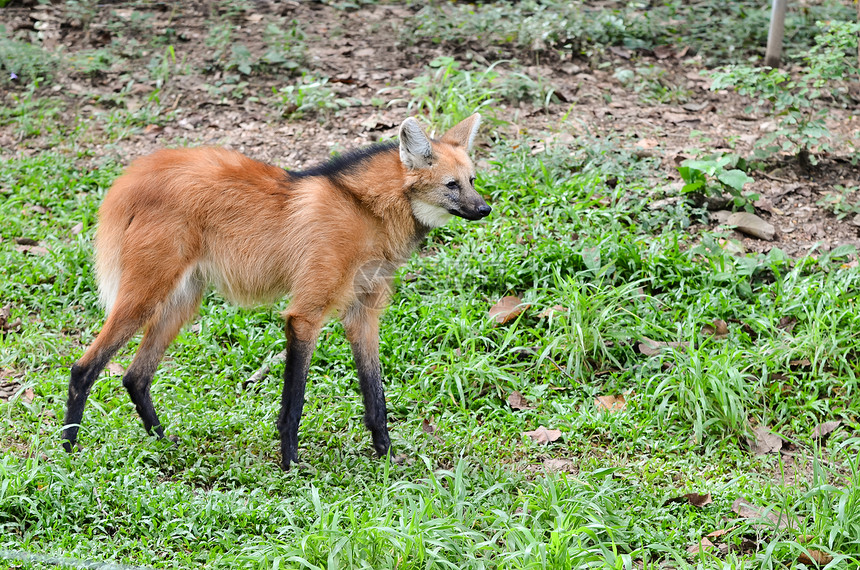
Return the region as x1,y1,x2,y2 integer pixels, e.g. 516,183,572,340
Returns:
2,138,859,569
2,2,860,568
390,58,558,132
408,0,856,64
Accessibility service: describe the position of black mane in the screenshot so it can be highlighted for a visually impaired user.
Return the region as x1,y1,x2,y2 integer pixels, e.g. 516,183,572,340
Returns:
287,141,398,180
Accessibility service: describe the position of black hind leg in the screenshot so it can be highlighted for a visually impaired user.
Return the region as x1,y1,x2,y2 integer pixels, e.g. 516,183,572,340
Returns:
123,281,204,439
63,308,147,451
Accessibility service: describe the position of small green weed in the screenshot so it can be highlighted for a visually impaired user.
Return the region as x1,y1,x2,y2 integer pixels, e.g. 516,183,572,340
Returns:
0,28,61,86
147,45,178,89
0,86,66,140
272,75,355,120
817,185,860,220
206,77,254,103
679,153,757,212
391,57,500,132
89,87,170,142
63,0,100,31
710,20,860,166
261,19,307,72
494,68,558,111
614,65,692,105
215,0,253,20
206,18,306,76
105,9,155,42
68,48,118,77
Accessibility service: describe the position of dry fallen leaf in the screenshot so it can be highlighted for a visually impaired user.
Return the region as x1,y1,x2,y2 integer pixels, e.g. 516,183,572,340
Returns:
23,388,35,403
360,114,397,132
638,336,688,356
0,379,21,403
732,496,791,530
507,391,533,410
687,537,715,555
664,492,712,508
798,549,833,566
701,319,729,339
0,304,22,335
706,527,736,539
489,296,529,325
747,426,783,455
636,138,659,149
106,362,125,376
543,458,574,471
609,46,631,59
595,394,626,413
537,304,566,319
687,493,713,507
811,420,841,440
777,315,798,333
421,418,435,434
664,112,700,124
15,244,49,256
653,45,674,59
523,426,562,445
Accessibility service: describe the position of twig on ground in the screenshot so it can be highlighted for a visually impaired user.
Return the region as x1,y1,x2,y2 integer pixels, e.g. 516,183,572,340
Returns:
243,349,287,389
761,171,794,184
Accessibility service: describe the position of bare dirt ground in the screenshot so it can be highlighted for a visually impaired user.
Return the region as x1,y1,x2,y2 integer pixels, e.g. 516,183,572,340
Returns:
2,1,859,258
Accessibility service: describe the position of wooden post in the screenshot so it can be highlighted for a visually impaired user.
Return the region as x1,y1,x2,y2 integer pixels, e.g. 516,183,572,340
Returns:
765,0,788,68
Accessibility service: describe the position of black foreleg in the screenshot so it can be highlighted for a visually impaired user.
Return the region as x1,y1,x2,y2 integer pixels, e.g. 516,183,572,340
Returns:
277,315,319,470
343,301,390,459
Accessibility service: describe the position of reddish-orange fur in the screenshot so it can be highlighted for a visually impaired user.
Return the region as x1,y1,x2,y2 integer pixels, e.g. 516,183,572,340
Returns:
63,114,489,469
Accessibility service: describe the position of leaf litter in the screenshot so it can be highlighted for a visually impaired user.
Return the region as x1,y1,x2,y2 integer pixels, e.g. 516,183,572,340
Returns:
701,318,729,339
489,295,529,325
594,394,626,412
732,496,792,531
811,420,840,440
523,426,562,445
637,336,688,356
746,425,784,456
507,391,534,410
664,492,713,508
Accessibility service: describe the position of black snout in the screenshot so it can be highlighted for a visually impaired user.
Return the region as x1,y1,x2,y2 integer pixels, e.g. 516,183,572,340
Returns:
449,202,492,221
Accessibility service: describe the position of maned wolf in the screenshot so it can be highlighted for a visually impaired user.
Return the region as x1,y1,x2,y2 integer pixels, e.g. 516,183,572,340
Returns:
63,113,490,469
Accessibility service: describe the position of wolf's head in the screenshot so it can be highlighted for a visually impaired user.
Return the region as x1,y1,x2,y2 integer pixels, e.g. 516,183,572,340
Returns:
400,114,491,228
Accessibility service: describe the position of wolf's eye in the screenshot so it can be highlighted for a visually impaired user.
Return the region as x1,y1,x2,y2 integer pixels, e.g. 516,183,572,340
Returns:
469,177,476,186
446,181,459,190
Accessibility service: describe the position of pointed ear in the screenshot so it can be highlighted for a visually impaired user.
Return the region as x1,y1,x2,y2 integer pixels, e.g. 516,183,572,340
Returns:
440,113,481,151
399,117,434,170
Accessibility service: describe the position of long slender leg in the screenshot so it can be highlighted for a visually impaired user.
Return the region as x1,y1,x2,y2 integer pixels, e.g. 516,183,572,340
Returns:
342,301,390,459
122,284,204,438
277,314,322,470
63,305,150,451
64,250,195,452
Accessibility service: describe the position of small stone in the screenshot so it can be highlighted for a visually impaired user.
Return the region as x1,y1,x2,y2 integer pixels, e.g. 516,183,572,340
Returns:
727,212,775,241
710,210,732,225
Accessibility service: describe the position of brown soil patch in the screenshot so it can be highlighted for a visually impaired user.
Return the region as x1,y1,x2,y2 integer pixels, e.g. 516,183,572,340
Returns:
2,1,858,257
